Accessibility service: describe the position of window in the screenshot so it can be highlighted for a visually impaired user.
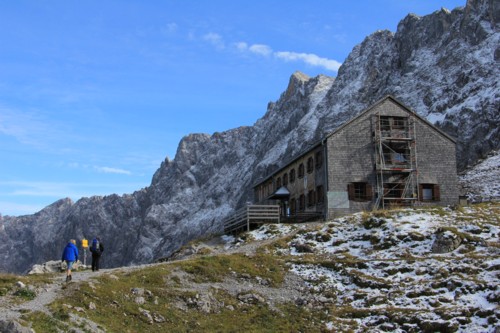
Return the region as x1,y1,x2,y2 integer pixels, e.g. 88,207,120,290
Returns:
348,182,373,201
392,117,407,129
307,190,315,207
315,151,323,169
419,184,440,201
382,142,410,168
298,163,305,178
380,116,409,138
307,157,314,174
290,197,296,215
299,194,305,211
316,185,324,204
290,169,296,183
283,173,288,186
276,177,282,189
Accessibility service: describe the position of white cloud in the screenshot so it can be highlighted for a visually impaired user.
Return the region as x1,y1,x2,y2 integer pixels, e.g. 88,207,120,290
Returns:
203,32,225,49
275,51,342,72
234,39,341,72
162,22,178,34
95,166,132,175
0,108,51,148
249,44,273,56
235,42,248,51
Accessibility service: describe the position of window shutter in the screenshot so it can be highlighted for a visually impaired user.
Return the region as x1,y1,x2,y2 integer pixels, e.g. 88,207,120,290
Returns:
434,185,440,201
419,184,423,201
348,183,354,200
366,184,373,200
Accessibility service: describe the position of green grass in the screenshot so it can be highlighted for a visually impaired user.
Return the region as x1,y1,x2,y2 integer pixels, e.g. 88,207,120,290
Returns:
10,201,500,332
44,252,291,331
0,272,54,303
21,311,70,333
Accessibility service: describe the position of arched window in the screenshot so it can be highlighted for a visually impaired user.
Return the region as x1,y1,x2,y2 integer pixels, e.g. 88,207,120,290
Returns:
315,151,323,169
307,157,314,173
276,177,282,189
316,185,324,204
298,163,305,178
308,190,315,206
299,194,305,211
283,173,288,186
290,169,296,183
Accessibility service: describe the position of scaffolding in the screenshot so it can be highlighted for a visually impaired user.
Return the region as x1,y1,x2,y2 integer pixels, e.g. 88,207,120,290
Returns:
373,113,418,209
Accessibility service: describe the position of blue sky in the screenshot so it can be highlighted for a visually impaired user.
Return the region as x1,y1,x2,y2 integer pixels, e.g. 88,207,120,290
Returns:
0,0,465,216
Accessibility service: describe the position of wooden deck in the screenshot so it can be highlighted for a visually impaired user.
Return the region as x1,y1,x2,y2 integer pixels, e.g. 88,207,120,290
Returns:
223,205,324,234
223,205,280,234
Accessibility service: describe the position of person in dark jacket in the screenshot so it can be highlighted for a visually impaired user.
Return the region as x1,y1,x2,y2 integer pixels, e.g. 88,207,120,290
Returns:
90,237,104,272
61,239,79,282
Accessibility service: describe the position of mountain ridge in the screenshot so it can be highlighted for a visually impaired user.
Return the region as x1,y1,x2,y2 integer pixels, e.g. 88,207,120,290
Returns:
0,0,498,274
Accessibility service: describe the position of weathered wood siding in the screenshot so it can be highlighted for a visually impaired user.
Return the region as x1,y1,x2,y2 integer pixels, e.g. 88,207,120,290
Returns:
325,98,458,218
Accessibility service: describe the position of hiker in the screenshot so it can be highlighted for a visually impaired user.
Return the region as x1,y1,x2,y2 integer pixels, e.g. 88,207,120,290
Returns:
90,237,104,271
61,239,79,282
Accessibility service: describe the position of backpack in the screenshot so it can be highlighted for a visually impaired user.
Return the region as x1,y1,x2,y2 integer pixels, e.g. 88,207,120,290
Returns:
91,239,101,255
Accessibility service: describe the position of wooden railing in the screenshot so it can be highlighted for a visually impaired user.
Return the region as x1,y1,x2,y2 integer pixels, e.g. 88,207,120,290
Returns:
223,205,280,234
281,211,323,224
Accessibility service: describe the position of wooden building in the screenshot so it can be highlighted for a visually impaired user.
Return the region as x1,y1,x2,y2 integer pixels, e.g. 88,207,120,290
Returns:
253,96,459,220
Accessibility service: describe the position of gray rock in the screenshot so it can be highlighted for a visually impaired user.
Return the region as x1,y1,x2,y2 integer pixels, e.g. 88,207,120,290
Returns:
0,320,34,333
237,293,265,304
138,308,153,324
134,297,145,305
28,260,64,274
431,229,462,253
0,0,498,275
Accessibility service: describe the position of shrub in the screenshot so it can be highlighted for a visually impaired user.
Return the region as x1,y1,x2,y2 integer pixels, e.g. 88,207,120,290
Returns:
14,288,36,300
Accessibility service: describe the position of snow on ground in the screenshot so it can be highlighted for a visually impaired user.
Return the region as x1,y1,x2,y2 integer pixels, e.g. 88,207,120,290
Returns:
460,150,500,202
232,203,500,333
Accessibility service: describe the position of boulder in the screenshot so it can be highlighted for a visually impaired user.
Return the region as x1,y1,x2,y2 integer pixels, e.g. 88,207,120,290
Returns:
431,230,462,253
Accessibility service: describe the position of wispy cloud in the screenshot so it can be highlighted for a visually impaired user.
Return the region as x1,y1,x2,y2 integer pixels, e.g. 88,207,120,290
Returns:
0,202,45,217
0,108,52,149
0,180,86,198
275,51,342,72
0,180,146,216
95,166,132,175
203,32,225,49
212,35,341,72
162,22,178,35
236,42,273,57
0,180,143,198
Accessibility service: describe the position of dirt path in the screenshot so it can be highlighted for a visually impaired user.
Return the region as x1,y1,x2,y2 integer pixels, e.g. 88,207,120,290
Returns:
0,222,322,333
0,232,292,327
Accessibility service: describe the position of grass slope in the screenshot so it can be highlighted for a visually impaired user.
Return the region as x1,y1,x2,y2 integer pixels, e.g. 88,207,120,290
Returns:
1,202,498,332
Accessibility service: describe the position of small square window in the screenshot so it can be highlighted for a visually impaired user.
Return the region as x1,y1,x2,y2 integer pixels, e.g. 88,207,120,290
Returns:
420,184,440,201
348,182,373,201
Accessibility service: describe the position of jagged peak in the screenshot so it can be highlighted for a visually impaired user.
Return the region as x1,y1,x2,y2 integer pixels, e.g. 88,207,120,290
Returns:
291,71,310,82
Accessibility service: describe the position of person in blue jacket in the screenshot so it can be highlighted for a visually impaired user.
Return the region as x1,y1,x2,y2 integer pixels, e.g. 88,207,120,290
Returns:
61,239,79,282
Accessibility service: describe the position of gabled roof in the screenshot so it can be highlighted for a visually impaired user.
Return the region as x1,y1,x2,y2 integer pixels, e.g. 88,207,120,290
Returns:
254,95,456,188
267,186,290,200
325,95,457,143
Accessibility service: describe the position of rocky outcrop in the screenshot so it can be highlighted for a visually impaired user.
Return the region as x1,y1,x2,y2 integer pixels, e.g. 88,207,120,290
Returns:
431,230,463,253
0,320,34,333
1,0,498,274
